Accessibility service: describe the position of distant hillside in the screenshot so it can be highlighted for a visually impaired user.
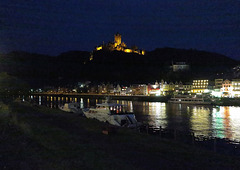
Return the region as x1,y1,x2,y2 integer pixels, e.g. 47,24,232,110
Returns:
147,48,236,66
90,48,238,82
0,51,56,86
146,48,238,81
0,48,238,87
0,51,90,87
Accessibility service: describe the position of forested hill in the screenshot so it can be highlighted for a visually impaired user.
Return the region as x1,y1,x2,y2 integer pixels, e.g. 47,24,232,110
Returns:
88,48,238,83
0,51,90,87
0,48,238,87
147,48,236,66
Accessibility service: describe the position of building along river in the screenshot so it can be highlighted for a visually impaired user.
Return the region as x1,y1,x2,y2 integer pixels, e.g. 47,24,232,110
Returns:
31,95,240,142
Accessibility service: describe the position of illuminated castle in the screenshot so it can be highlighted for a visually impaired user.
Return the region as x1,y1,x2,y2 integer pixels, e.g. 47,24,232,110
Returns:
96,33,145,55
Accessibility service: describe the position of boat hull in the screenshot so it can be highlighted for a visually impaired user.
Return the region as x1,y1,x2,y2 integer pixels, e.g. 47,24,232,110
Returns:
83,110,140,128
168,98,212,105
168,101,211,105
59,103,83,114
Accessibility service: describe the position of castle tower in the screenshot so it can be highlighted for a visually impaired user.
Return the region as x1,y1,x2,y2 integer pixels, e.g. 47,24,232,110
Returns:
114,33,121,46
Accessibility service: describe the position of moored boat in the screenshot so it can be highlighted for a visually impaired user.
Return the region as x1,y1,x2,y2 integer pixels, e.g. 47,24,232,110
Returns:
59,103,83,114
168,96,212,105
82,101,141,128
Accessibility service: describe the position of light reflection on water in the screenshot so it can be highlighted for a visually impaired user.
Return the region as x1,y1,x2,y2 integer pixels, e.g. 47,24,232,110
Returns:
212,107,240,141
32,96,240,141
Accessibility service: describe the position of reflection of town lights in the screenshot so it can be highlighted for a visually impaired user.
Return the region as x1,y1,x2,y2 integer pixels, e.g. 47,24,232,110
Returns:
39,96,41,105
147,102,166,128
129,101,133,112
229,107,240,119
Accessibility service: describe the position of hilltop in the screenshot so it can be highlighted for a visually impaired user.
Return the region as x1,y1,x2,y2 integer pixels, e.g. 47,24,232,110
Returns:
0,48,238,87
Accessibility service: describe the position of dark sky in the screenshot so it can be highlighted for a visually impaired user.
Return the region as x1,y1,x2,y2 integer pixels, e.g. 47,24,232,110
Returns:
0,0,240,59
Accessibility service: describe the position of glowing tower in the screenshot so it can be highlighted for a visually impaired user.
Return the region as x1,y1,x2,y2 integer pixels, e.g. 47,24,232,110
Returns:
114,33,121,46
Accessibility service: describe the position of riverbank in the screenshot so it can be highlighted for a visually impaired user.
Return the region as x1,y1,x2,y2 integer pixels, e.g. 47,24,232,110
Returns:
1,100,240,169
33,93,170,102
214,98,240,106
34,93,240,106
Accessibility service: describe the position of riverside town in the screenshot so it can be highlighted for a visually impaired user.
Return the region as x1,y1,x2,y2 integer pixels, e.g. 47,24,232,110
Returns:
36,78,240,99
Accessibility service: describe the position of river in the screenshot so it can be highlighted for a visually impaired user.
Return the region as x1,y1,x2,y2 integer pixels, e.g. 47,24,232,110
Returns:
31,95,240,142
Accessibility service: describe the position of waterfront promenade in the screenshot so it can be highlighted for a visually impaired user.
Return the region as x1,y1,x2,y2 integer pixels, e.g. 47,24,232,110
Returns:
33,92,170,102
33,92,240,106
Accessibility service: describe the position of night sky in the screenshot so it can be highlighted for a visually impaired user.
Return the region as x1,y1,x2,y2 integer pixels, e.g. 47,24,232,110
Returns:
1,0,239,59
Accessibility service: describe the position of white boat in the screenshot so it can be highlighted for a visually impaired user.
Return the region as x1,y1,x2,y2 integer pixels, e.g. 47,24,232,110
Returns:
82,102,141,128
59,103,83,114
168,96,212,105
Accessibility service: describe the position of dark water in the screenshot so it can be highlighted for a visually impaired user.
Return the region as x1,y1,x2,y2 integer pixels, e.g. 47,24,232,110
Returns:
30,95,240,142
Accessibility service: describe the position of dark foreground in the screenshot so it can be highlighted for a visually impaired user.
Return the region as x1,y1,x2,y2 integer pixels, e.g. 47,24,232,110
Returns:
1,101,240,170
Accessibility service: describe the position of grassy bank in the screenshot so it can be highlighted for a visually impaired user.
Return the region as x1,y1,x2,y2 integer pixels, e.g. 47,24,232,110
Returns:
1,101,240,169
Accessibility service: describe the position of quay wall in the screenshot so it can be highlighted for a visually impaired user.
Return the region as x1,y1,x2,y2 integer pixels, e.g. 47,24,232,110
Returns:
32,93,170,102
